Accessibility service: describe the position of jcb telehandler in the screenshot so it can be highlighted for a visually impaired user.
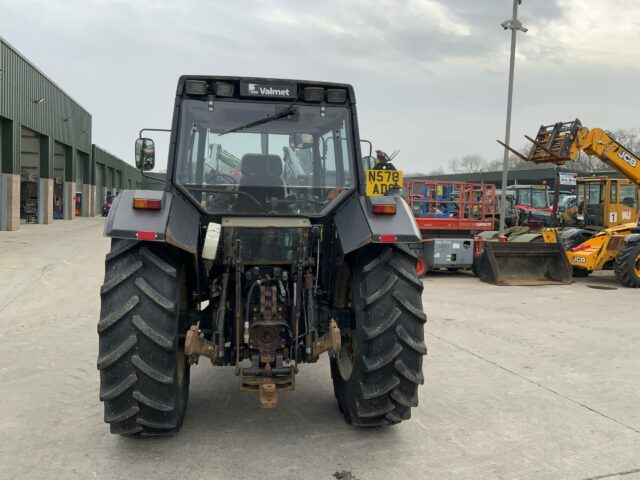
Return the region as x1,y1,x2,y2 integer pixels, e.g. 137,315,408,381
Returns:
98,76,427,436
500,119,640,287
561,176,638,229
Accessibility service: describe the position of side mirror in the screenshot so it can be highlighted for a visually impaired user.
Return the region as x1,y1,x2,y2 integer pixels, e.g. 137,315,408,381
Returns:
289,133,314,149
362,155,376,170
135,138,155,171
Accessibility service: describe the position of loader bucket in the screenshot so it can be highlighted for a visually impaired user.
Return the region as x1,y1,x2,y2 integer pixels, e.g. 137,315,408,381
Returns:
476,242,572,286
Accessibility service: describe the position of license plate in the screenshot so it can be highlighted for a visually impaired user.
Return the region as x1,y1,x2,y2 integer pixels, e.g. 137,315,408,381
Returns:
365,169,403,196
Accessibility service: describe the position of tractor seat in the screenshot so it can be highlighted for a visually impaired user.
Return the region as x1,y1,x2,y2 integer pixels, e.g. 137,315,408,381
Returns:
238,154,285,210
621,197,636,208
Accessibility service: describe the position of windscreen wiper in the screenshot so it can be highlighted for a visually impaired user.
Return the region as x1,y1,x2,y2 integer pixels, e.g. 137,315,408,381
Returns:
219,106,298,136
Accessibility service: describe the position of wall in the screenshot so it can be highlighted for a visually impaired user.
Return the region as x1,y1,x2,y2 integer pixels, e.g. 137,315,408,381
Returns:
92,145,142,210
0,36,92,177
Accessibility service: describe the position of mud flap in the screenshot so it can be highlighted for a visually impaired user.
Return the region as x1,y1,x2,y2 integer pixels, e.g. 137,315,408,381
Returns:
476,242,572,286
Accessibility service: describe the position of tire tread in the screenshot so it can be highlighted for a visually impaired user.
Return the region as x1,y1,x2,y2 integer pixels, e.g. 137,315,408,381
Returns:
332,245,426,427
98,240,188,436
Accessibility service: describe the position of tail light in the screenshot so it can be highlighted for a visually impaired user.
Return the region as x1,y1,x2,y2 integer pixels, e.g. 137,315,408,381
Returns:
372,204,396,214
133,191,164,210
368,196,397,215
133,198,162,210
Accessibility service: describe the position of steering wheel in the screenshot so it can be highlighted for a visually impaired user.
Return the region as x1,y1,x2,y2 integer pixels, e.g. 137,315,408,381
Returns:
286,198,323,206
207,172,237,185
285,198,324,214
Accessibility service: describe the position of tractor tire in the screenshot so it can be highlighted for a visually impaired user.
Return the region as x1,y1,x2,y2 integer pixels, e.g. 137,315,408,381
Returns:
614,242,640,288
98,239,190,436
331,245,427,426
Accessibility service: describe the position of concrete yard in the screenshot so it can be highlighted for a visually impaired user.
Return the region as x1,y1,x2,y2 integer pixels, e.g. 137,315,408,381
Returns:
0,217,638,480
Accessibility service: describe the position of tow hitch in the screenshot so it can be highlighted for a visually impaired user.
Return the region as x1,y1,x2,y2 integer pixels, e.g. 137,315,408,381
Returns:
185,320,342,408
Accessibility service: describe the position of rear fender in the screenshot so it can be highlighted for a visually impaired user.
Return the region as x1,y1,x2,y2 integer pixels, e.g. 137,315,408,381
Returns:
334,195,421,254
104,190,201,254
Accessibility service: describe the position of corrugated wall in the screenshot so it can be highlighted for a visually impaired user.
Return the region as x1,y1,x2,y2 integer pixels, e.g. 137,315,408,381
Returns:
0,36,92,176
92,145,142,189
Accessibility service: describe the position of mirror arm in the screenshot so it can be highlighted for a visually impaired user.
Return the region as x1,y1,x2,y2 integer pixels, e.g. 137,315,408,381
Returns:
139,128,171,139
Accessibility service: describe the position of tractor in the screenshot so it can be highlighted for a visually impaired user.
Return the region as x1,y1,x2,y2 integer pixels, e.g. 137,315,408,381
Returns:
97,76,427,435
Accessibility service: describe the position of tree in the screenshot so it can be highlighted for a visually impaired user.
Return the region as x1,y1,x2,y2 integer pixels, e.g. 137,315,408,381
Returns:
448,154,487,173
571,128,639,172
574,152,606,172
611,128,640,154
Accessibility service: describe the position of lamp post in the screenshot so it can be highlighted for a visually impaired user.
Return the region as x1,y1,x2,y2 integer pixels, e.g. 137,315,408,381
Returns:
498,0,527,233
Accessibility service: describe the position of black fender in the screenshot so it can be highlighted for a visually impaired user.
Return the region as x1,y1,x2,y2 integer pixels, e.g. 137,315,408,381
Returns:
104,190,201,254
334,195,421,254
558,227,595,251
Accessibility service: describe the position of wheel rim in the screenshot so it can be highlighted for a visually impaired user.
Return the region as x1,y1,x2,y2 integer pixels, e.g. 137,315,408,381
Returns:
634,253,640,278
336,331,355,381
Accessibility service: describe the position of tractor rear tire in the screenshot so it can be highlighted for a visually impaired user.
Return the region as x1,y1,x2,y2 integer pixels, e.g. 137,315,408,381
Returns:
614,242,640,288
331,245,427,426
98,239,190,436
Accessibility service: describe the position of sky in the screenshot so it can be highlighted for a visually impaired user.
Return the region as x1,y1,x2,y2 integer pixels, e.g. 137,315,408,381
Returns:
1,0,640,174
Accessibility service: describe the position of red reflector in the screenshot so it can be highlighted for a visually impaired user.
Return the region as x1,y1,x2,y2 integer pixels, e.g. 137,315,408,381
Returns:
379,234,397,243
372,204,396,214
416,258,426,276
136,231,157,240
133,198,162,210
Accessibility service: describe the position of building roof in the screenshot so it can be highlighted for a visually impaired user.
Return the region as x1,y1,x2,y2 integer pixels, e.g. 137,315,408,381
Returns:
0,35,90,116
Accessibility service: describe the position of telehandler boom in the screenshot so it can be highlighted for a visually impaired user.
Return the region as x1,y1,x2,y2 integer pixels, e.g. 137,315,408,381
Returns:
500,119,640,287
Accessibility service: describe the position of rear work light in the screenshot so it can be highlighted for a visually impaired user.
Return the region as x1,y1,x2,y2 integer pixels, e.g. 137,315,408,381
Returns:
133,198,162,210
303,87,324,102
215,82,234,97
185,80,207,95
326,89,347,103
372,204,397,214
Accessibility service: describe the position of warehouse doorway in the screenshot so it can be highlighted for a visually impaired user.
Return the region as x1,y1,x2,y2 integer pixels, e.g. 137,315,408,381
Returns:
53,141,65,219
19,127,39,224
95,163,104,215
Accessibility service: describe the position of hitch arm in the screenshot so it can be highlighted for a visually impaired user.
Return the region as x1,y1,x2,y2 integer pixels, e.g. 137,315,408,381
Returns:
311,319,341,357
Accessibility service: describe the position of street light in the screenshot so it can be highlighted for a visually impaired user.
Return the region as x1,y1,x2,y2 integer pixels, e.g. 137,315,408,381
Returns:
498,0,527,233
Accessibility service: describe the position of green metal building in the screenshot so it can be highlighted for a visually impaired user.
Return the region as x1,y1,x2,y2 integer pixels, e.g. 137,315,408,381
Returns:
92,145,143,216
0,35,140,230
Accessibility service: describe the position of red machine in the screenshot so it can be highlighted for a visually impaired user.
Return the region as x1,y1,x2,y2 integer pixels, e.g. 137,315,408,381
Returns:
404,180,497,274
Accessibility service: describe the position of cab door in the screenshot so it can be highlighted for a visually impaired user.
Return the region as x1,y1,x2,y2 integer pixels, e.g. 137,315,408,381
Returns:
617,181,639,224
584,181,605,227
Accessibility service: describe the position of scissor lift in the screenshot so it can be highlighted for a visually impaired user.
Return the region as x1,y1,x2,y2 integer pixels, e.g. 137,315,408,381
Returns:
405,180,497,274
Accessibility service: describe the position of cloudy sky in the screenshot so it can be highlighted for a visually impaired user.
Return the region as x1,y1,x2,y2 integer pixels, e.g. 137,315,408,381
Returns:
2,0,640,173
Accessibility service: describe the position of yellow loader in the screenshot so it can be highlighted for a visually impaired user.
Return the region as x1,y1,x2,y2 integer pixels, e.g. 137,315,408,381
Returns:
500,119,640,287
